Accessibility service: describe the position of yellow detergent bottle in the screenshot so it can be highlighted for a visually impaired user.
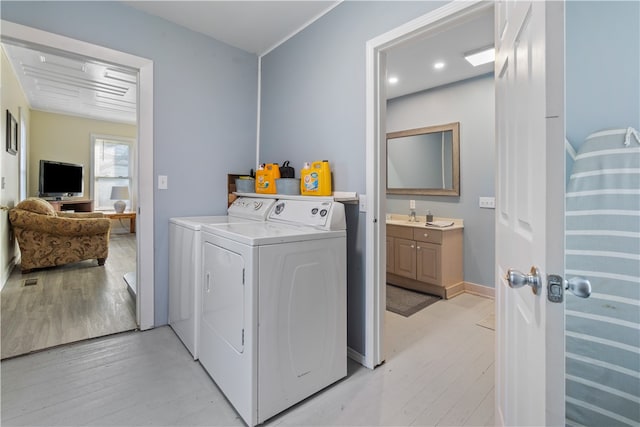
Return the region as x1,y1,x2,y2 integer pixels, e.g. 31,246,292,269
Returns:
255,163,280,194
300,160,332,196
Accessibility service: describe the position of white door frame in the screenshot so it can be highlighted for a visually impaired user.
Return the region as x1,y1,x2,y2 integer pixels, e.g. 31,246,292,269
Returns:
364,0,492,369
1,20,155,330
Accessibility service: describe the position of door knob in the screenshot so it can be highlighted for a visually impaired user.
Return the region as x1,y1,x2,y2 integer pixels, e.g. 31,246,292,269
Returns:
566,277,591,298
506,266,541,295
547,274,591,302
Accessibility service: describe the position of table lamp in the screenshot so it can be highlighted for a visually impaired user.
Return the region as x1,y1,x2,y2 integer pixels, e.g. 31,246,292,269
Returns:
110,186,130,213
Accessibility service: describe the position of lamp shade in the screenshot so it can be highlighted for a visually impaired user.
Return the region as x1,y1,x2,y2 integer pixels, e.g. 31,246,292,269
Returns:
110,186,130,213
110,186,130,200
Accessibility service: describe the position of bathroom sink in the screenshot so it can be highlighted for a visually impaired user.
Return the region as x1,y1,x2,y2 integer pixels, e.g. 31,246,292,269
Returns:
386,216,463,229
386,218,427,227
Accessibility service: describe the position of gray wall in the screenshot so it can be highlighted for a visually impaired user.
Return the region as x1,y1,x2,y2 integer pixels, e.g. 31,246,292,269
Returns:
566,1,640,150
260,1,444,354
1,1,259,326
386,75,495,288
565,2,640,425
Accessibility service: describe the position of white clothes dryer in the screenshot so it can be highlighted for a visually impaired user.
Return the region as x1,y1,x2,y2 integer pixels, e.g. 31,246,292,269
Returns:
199,199,347,426
168,197,275,359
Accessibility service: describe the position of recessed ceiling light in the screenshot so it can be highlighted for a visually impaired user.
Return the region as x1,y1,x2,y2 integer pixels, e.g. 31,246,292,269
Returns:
388,76,399,84
464,47,495,67
433,61,445,70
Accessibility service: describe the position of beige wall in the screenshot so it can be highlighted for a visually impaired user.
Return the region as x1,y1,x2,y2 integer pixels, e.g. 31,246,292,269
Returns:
1,47,30,286
29,111,137,198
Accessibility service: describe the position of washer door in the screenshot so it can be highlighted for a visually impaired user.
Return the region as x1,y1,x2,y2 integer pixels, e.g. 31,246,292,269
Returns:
202,241,245,353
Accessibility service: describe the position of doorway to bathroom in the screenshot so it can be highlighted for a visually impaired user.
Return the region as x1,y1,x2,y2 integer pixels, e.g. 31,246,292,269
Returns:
366,1,496,368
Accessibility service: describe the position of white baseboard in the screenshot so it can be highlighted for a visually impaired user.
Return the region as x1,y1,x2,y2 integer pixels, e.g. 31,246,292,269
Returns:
464,281,495,299
347,346,366,365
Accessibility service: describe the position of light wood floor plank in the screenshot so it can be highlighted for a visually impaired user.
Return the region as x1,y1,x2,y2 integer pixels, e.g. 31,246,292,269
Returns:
1,233,137,359
1,292,495,426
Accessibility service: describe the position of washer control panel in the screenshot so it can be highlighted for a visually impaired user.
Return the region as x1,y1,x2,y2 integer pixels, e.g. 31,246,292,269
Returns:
268,199,345,230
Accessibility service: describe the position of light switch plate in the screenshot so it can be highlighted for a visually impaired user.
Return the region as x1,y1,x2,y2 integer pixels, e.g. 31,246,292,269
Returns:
158,175,168,190
359,194,367,212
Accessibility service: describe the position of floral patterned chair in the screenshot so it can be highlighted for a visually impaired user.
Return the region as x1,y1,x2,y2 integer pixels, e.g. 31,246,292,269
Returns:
9,198,111,273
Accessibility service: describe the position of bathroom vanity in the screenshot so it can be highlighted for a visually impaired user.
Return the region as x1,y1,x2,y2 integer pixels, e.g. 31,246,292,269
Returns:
386,215,464,299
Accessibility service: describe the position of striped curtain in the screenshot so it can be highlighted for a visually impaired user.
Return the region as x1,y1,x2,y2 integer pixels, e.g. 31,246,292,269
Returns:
565,128,640,426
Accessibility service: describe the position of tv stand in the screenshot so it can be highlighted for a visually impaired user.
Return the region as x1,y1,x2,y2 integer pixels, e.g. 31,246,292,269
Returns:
47,199,94,212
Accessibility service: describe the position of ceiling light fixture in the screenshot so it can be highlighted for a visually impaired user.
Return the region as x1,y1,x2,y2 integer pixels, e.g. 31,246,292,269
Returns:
464,46,495,67
388,76,399,84
433,62,445,70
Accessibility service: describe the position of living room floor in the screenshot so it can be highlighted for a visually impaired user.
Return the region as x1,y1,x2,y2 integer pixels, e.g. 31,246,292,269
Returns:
0,232,137,360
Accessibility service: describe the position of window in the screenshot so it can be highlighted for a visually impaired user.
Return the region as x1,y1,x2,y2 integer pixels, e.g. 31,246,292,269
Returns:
91,135,135,211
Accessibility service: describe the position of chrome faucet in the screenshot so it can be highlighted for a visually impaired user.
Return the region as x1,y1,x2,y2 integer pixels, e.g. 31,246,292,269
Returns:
409,209,416,222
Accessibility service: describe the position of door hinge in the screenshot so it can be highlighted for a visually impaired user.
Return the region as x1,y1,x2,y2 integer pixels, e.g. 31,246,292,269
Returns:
242,329,245,346
242,268,245,285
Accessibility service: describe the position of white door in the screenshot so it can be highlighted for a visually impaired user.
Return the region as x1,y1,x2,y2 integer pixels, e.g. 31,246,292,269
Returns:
494,1,565,425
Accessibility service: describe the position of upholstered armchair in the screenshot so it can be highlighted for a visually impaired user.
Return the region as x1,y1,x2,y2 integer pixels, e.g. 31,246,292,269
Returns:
9,198,111,273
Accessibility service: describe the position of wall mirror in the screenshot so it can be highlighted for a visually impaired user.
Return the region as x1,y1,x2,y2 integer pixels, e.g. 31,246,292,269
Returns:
386,122,460,196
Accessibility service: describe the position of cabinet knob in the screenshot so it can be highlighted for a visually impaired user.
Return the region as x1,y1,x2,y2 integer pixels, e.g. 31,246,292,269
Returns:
417,246,421,250
410,245,415,249
423,233,429,238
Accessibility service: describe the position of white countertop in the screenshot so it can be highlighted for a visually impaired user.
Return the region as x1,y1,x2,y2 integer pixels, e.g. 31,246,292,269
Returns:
386,214,464,230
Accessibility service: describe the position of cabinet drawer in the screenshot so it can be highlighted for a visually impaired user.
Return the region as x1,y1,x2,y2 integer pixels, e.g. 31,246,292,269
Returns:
413,228,442,244
387,224,414,240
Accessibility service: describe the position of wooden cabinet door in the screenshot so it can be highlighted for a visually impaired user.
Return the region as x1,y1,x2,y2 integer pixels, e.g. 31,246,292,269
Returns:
393,238,416,280
386,237,395,274
416,242,440,284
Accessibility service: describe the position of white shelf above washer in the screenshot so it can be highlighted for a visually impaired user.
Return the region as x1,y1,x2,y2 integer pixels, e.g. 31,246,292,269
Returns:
234,192,358,203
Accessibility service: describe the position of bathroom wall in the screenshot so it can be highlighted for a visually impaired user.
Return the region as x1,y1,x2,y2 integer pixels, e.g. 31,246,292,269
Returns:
566,1,640,150
565,2,640,425
386,74,495,288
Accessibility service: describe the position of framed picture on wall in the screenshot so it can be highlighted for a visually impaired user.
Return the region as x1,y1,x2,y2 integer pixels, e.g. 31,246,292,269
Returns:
6,110,18,155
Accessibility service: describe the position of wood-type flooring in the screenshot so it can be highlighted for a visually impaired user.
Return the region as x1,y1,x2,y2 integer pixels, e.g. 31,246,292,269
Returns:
1,233,137,359
1,292,494,426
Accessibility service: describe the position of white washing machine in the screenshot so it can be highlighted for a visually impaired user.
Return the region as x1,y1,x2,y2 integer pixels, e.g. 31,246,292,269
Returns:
199,199,347,426
168,197,276,359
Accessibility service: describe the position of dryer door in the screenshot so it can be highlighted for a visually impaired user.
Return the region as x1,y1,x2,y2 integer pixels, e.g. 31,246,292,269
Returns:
202,241,245,353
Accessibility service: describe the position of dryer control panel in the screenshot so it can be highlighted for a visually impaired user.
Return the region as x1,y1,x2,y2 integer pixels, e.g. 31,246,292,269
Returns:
227,197,276,221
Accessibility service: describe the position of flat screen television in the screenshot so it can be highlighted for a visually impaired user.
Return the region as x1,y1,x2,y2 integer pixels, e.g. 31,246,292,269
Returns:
39,160,84,198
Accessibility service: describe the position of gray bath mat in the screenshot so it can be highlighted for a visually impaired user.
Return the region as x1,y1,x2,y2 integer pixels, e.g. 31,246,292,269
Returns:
386,284,441,317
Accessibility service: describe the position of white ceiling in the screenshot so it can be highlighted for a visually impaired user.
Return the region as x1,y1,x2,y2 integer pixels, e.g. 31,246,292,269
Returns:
2,2,493,124
385,8,494,99
2,43,138,124
122,1,342,55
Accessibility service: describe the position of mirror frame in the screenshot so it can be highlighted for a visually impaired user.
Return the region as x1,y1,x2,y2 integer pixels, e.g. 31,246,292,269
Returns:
386,121,460,196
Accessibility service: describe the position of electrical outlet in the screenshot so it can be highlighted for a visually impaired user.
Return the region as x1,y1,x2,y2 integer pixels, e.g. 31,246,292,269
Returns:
479,196,495,209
